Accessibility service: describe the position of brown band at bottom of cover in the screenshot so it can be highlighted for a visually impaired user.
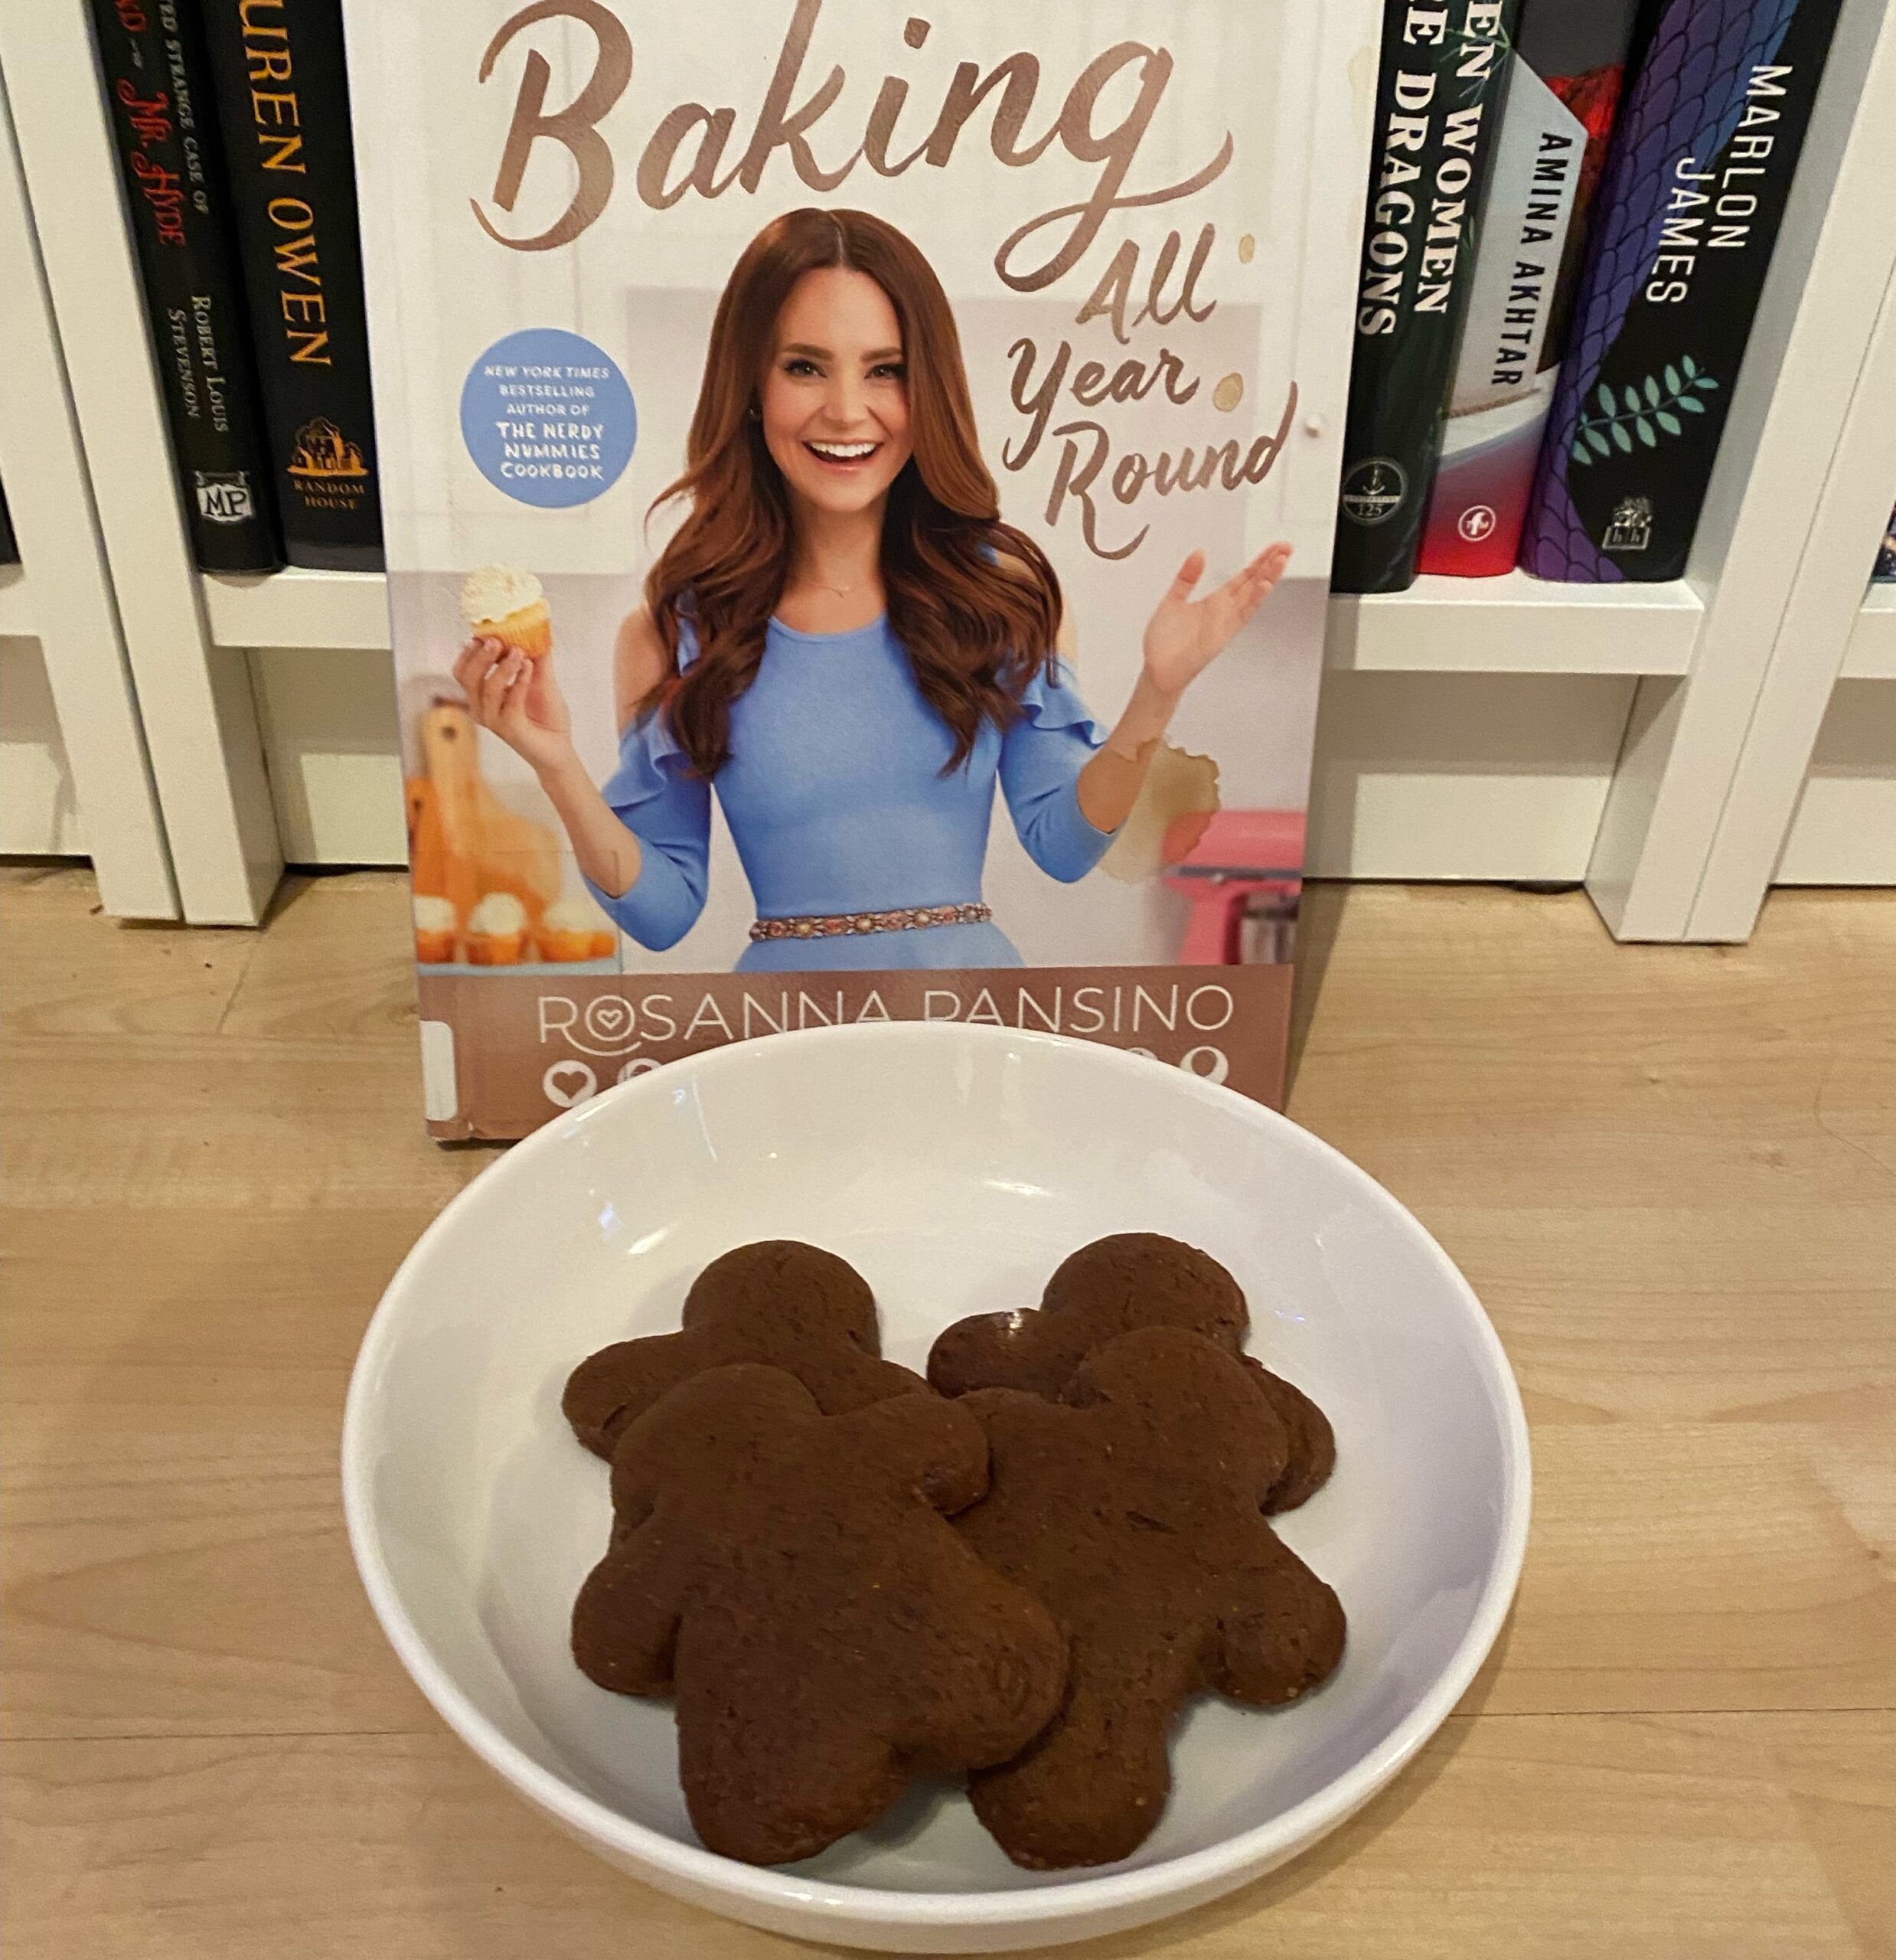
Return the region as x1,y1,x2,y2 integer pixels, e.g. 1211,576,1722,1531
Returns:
416,965,1293,1142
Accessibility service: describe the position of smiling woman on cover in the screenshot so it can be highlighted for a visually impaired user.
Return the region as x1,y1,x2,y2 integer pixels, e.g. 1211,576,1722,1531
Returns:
457,207,1292,973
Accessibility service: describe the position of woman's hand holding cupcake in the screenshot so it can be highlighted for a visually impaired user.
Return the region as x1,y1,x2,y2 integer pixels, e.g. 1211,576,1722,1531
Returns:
450,594,648,910
455,565,578,778
453,634,578,778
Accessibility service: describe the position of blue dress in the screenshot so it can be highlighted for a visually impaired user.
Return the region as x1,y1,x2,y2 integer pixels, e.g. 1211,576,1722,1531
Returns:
583,614,1116,972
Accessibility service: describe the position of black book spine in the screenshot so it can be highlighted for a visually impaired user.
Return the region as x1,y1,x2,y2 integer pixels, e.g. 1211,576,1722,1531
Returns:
87,0,282,573
1333,0,1524,593
194,0,383,570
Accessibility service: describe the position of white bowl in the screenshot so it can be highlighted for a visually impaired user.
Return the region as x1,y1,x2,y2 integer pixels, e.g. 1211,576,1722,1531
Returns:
343,1022,1529,1952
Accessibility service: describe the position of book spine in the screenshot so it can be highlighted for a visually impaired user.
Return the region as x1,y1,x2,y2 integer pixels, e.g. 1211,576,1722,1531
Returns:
1521,0,1842,583
86,0,282,573
1417,0,1641,575
194,0,383,571
1333,0,1524,595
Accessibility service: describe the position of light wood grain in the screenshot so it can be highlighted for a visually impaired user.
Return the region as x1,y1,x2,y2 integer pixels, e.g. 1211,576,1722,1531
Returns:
3,867,1892,1955
0,865,255,1037
2,1718,1889,1960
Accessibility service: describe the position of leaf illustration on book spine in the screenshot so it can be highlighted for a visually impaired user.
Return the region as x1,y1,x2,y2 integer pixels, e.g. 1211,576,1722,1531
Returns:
1571,365,1718,464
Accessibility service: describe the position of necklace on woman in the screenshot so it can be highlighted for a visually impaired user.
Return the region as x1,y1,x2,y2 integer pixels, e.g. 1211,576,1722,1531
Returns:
799,573,866,600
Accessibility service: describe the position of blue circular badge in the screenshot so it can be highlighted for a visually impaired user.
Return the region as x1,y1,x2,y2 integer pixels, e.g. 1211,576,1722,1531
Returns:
459,328,636,508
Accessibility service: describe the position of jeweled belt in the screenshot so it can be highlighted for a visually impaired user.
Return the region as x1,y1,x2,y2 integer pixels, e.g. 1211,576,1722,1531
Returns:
749,901,992,943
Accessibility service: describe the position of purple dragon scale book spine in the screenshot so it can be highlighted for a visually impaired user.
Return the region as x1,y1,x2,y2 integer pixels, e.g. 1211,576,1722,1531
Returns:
1519,0,1842,583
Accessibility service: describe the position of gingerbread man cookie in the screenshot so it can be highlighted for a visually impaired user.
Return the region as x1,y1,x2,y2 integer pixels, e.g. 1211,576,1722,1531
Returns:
563,1240,925,1459
573,1364,1069,1866
954,1327,1345,1869
928,1233,1335,1512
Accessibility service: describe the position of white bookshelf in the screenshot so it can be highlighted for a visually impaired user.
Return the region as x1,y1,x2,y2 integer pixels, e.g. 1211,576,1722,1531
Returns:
0,563,83,861
205,563,1706,893
204,564,1706,678
1774,669,1896,886
0,67,175,917
203,567,394,654
1686,194,1896,937
1329,573,1702,675
5,0,1892,934
1840,585,1896,681
0,562,29,638
2,8,277,926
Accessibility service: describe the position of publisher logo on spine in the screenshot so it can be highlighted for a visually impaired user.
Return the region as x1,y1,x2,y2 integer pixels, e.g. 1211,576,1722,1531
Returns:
194,472,258,524
1339,457,1407,528
1604,497,1653,554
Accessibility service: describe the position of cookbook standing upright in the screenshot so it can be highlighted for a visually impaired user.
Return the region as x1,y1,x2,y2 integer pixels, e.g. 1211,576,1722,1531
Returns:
344,0,1380,1138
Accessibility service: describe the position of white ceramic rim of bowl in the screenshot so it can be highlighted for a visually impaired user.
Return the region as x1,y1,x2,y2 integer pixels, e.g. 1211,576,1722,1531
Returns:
341,1020,1532,1936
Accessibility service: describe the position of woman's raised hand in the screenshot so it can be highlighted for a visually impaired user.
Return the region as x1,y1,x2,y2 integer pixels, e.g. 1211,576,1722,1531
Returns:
1140,542,1294,699
452,638,577,778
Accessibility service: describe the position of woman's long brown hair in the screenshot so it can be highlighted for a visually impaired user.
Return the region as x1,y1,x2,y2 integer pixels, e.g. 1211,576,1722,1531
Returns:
644,207,1061,777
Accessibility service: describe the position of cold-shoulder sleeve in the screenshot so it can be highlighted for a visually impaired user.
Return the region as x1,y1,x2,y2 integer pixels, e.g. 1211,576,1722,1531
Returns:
581,638,710,950
998,658,1118,884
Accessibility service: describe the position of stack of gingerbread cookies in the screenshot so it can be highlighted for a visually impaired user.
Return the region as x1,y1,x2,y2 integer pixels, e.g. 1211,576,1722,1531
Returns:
563,1234,1344,1870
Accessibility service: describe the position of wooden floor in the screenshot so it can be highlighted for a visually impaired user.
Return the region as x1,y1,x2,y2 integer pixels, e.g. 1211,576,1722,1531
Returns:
2,865,1892,1959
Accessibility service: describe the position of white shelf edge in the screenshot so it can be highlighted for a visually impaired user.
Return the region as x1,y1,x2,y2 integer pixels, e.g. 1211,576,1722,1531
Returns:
1840,584,1896,678
203,567,393,652
0,562,31,638
1327,570,1702,675
204,564,1706,678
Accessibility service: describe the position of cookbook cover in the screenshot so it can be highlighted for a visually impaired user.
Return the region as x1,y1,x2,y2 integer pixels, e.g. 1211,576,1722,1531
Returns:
344,0,1379,1139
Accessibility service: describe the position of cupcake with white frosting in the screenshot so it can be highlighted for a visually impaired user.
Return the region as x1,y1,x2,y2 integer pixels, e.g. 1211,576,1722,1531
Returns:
464,890,529,965
535,892,616,962
413,893,459,964
462,565,551,659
